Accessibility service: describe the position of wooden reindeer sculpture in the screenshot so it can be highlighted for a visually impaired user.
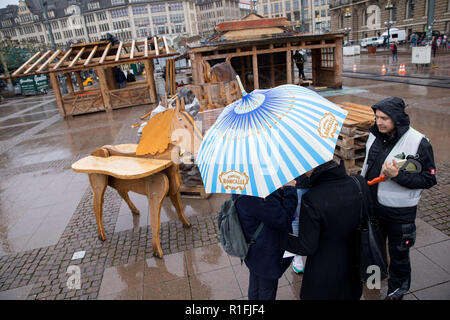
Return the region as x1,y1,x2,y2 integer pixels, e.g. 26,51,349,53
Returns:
72,100,203,258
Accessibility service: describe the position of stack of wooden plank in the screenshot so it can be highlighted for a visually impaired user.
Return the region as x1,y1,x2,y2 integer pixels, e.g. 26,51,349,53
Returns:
334,102,375,175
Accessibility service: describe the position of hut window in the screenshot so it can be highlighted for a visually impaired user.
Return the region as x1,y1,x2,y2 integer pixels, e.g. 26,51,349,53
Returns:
321,47,334,68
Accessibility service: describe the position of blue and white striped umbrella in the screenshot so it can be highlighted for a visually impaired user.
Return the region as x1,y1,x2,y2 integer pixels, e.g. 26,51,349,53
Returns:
196,84,348,198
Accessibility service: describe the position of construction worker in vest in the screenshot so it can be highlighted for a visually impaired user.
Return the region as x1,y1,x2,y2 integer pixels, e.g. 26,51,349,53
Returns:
361,97,437,300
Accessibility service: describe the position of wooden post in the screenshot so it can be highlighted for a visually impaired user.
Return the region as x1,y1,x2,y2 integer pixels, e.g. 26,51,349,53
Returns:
286,43,292,84
269,44,275,87
96,66,112,111
143,59,156,103
65,73,74,94
252,47,259,89
334,39,343,89
311,49,322,87
75,72,84,91
49,73,65,117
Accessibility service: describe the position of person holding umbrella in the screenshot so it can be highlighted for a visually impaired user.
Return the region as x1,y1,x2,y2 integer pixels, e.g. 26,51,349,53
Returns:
196,77,349,299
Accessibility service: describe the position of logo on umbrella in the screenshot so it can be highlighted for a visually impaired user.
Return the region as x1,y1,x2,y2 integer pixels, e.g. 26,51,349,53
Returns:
219,171,249,191
318,113,339,139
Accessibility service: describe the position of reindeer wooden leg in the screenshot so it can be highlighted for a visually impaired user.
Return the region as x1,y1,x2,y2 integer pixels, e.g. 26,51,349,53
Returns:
145,173,169,258
165,165,191,228
88,173,108,241
118,190,140,215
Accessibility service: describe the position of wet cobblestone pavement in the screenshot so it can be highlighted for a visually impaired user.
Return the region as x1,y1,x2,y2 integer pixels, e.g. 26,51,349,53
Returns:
0,53,449,299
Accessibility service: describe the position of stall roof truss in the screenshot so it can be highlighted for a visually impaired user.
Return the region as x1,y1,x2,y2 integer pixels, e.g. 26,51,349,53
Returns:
4,36,177,79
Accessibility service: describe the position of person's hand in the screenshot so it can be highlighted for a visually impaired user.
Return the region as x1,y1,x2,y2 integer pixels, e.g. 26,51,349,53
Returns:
382,159,399,178
284,180,297,187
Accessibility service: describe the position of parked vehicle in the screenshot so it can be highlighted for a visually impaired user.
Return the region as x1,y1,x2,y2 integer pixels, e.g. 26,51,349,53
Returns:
82,77,94,86
375,28,406,46
360,37,379,48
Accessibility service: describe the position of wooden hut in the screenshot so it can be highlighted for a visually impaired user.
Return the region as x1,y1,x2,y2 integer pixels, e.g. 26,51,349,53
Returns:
2,36,178,117
188,14,344,97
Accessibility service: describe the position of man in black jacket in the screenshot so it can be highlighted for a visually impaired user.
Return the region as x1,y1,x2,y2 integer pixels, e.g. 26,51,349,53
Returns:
361,97,437,300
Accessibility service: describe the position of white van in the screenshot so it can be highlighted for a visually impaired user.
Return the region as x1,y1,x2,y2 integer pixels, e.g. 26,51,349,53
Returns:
375,28,406,46
360,37,379,47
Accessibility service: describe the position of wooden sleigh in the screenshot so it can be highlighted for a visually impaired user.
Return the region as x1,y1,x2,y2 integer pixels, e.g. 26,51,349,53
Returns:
71,101,202,258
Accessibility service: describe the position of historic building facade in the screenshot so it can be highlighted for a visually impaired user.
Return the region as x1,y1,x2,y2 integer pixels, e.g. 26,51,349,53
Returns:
0,0,243,49
330,0,450,42
256,0,332,33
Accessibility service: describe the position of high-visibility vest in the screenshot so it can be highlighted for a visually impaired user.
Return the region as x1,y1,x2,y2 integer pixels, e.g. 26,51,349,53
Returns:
361,127,425,208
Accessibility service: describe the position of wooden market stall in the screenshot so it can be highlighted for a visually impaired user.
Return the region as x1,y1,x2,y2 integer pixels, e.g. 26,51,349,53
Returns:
187,14,345,110
2,36,178,117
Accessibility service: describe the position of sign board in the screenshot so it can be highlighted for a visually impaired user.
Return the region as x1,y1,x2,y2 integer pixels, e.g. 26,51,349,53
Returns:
18,76,36,94
412,46,431,64
18,74,48,94
343,46,361,56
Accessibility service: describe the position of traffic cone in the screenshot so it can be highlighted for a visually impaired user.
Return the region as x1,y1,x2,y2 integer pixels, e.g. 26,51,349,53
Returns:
353,64,357,72
381,64,386,74
398,64,403,75
401,64,406,75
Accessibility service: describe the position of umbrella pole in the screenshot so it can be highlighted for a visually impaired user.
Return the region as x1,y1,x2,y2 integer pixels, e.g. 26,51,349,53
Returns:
236,75,247,96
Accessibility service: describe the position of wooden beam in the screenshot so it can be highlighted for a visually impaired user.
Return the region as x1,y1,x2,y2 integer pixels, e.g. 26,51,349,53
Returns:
153,37,159,55
201,43,336,61
163,36,169,54
24,50,52,74
115,41,123,61
65,73,75,95
49,73,65,117
84,45,98,66
53,48,72,70
95,66,112,111
130,40,135,59
286,42,292,84
216,18,290,32
144,38,148,57
75,72,84,91
12,51,41,75
143,59,156,104
99,42,111,64
69,47,85,68
252,47,259,90
37,50,61,72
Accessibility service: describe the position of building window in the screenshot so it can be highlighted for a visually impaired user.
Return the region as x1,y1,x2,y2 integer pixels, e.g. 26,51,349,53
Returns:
111,0,125,6
88,2,100,10
264,5,269,15
132,6,148,15
110,8,128,18
168,2,183,11
112,20,130,30
99,23,110,32
285,1,291,12
151,4,166,13
321,47,334,68
85,14,95,23
406,0,414,19
170,14,184,24
134,17,150,27
389,5,397,21
153,15,168,25
96,12,107,21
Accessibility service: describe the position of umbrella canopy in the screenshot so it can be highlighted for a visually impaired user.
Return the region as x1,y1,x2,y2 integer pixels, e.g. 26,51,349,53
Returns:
196,84,348,198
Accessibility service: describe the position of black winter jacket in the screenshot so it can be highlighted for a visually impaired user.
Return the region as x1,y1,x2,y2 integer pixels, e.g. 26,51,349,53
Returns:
283,161,364,300
365,97,437,223
235,187,298,280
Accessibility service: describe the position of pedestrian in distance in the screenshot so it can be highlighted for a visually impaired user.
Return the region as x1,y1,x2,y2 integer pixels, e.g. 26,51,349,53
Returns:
114,67,127,89
391,41,398,63
235,181,298,300
361,97,437,300
293,50,306,81
432,37,438,58
283,160,365,300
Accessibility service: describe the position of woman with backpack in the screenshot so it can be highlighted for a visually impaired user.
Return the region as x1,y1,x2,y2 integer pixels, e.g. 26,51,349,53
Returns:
235,181,298,300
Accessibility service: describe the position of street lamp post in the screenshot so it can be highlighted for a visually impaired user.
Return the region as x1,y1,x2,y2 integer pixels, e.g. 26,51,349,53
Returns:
344,28,352,44
40,0,56,51
384,20,394,50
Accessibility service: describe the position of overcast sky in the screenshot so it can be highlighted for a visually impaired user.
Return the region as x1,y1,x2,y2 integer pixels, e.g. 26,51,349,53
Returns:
0,0,19,9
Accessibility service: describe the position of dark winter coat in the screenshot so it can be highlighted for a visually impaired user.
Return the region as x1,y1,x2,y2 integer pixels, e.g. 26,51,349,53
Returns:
283,161,364,300
235,186,298,280
365,97,437,223
115,69,126,83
